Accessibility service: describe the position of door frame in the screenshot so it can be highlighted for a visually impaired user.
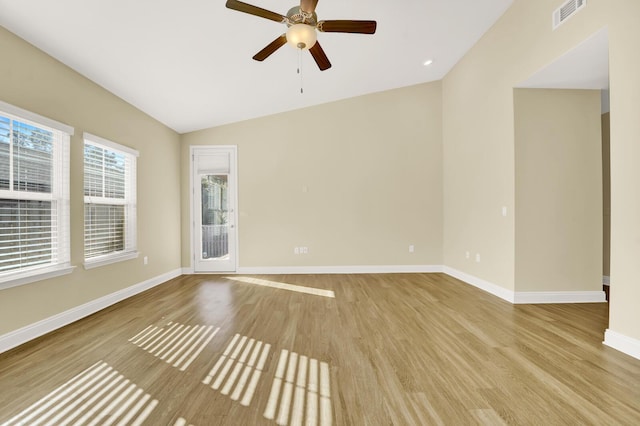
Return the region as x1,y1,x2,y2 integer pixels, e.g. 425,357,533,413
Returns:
189,145,239,273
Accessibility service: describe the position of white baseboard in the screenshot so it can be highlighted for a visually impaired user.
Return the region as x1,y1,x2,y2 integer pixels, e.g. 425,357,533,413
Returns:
443,267,607,305
604,329,640,361
183,265,442,275
0,268,183,355
442,266,515,303
235,265,444,275
603,275,610,286
514,291,606,304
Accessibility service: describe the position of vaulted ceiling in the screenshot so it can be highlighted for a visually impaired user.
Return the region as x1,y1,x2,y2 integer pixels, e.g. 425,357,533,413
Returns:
0,0,514,133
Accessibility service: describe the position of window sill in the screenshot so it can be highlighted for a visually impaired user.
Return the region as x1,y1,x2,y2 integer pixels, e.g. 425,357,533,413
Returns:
0,264,76,291
83,251,139,270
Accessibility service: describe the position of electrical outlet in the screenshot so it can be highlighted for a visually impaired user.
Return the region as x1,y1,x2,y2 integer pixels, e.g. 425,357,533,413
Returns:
475,253,481,263
409,245,414,253
294,247,300,255
143,256,148,265
301,247,308,254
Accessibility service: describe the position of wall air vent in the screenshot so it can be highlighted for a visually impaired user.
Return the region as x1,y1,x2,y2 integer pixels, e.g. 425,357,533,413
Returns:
553,0,587,30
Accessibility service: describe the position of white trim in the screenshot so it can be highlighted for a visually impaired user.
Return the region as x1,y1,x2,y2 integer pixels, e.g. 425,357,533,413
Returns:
83,132,139,157
0,190,53,201
0,268,182,355
235,265,443,275
182,267,195,275
232,147,239,272
604,329,640,361
603,275,610,286
189,147,194,273
513,291,606,304
443,266,515,303
83,251,140,270
0,264,76,291
0,99,74,135
190,145,239,273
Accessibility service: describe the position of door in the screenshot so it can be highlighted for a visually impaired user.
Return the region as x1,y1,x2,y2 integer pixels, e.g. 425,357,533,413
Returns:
192,146,237,272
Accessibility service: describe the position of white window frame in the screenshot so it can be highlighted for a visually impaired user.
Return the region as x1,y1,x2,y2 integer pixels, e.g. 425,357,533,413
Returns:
83,132,139,269
0,100,74,290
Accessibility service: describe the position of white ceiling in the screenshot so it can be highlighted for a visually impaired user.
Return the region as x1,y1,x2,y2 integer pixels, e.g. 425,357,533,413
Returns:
0,0,514,133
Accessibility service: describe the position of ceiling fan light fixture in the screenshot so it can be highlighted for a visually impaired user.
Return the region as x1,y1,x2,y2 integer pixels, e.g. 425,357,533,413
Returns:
286,23,317,50
225,0,376,71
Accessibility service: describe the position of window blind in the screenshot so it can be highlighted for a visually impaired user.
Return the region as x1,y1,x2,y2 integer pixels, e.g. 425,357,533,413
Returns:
83,133,137,262
0,108,71,278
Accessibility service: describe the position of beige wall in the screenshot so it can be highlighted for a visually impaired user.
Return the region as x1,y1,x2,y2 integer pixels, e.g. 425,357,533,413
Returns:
443,0,640,341
602,112,610,278
3,0,640,353
608,0,640,341
181,82,443,268
0,27,182,335
514,89,602,292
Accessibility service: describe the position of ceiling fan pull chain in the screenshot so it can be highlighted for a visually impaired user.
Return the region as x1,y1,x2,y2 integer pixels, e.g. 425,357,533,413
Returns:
298,48,304,94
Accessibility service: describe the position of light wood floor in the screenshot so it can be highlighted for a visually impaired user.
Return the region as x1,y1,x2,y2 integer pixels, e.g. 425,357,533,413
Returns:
1,273,639,425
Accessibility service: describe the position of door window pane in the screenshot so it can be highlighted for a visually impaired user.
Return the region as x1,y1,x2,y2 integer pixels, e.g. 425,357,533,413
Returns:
201,175,228,259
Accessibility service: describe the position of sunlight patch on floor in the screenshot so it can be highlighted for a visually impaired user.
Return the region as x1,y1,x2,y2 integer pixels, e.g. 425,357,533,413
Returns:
264,349,332,426
202,333,271,407
129,322,220,371
225,277,336,299
0,361,157,426
173,417,195,426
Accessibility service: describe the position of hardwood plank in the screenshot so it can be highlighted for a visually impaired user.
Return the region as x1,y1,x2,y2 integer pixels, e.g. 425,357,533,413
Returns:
0,273,639,425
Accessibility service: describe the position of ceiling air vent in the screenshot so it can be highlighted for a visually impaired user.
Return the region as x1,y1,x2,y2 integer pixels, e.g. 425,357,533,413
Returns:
553,0,587,30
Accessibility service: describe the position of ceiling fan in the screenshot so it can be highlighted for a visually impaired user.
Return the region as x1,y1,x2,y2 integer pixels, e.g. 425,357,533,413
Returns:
225,0,377,71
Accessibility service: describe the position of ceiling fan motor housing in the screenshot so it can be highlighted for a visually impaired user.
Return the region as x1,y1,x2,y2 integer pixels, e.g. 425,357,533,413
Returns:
286,6,317,27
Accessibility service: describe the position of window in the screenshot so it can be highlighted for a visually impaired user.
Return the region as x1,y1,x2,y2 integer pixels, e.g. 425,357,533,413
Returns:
83,133,138,268
0,100,73,289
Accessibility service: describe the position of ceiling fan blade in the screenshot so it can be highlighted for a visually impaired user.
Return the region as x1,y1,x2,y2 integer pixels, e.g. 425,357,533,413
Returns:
300,0,319,14
318,20,377,34
225,0,286,23
252,35,287,61
309,42,331,71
